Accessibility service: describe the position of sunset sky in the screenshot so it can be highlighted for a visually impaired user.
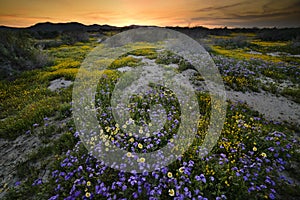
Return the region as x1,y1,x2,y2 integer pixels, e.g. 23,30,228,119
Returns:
0,0,299,28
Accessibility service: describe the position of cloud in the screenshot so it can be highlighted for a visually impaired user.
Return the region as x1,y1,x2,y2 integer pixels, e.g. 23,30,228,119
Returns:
190,0,300,27
0,14,55,21
262,0,300,13
229,11,299,20
194,2,246,13
0,0,300,27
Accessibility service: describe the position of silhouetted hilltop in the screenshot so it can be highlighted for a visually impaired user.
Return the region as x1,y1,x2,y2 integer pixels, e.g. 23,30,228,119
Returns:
0,22,123,32
27,22,120,32
29,22,88,31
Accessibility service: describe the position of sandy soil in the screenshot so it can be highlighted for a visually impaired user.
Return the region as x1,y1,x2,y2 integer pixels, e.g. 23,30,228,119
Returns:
226,90,300,127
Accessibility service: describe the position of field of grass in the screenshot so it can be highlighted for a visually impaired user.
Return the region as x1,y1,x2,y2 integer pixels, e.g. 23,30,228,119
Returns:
0,30,299,200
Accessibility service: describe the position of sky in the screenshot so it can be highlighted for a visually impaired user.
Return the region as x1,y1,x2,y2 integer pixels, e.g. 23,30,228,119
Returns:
0,0,299,28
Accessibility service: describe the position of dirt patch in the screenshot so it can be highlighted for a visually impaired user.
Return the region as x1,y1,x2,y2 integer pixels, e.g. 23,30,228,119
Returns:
227,90,300,126
0,134,41,197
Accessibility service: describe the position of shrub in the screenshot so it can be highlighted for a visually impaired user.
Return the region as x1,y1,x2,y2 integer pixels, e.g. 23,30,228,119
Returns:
0,30,51,79
213,36,251,49
61,31,89,45
257,28,300,41
35,30,60,39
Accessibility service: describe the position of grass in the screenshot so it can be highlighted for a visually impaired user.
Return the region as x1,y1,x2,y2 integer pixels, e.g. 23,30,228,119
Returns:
251,40,289,47
212,53,299,94
0,39,97,140
251,41,300,55
108,56,142,69
281,87,300,103
39,68,79,81
125,48,158,59
223,75,260,92
209,33,300,63
0,86,74,139
211,45,284,63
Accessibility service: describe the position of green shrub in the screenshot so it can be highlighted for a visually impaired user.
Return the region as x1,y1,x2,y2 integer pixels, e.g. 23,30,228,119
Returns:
61,31,89,45
213,36,252,49
257,28,300,41
0,30,51,79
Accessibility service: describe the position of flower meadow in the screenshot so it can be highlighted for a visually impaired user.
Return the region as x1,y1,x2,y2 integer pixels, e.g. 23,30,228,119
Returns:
213,55,300,95
1,33,300,200
30,94,299,200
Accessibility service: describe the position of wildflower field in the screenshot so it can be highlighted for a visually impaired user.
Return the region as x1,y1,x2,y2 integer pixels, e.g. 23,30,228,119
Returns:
0,29,299,200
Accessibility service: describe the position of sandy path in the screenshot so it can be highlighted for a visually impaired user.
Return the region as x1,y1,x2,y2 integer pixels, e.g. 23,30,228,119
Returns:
226,90,300,127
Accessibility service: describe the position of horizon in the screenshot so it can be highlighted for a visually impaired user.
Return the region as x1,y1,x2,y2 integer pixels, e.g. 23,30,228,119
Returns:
2,21,300,30
0,0,300,28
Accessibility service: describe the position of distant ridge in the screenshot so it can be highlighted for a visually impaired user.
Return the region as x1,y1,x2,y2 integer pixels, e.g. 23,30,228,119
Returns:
0,22,154,32
28,22,120,32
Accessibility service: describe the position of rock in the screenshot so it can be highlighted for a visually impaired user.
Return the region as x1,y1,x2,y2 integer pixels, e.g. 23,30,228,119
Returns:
48,78,73,92
116,66,133,72
248,50,262,55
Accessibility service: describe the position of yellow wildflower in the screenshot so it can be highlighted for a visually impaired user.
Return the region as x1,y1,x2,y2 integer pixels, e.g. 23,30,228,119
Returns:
169,189,175,196
85,192,91,198
179,167,184,173
225,180,230,186
261,152,267,158
127,152,132,157
138,157,145,163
